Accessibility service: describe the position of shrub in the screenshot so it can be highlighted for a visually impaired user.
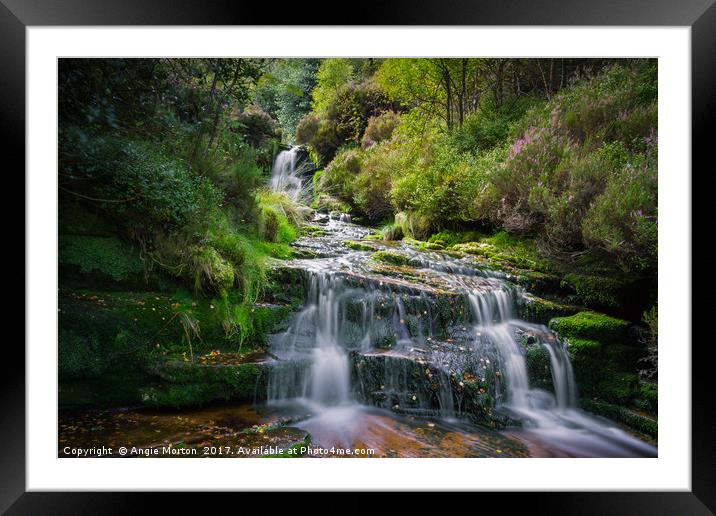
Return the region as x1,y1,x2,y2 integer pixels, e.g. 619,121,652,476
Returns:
362,110,400,149
60,132,215,238
231,104,280,147
451,95,540,154
318,147,362,203
582,141,657,272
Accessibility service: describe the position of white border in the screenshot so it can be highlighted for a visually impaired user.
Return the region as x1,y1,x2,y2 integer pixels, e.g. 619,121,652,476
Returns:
27,27,691,491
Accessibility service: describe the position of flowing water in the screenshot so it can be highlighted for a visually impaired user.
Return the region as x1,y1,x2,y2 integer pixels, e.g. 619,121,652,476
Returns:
263,210,657,457
57,153,656,459
270,147,307,201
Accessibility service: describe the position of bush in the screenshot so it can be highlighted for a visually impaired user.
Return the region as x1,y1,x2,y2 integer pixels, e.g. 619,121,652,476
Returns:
452,95,540,154
60,131,216,238
362,110,400,148
231,104,280,147
318,147,362,203
582,142,657,272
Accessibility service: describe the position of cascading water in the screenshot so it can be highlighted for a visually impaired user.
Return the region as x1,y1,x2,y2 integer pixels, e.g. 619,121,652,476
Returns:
266,215,656,457
270,146,305,201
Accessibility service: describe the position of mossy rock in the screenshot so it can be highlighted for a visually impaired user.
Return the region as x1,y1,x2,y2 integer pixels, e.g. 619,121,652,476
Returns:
549,311,630,344
605,344,646,371
452,241,496,257
142,361,267,408
58,288,274,382
371,250,414,267
302,225,326,237
262,265,305,305
596,370,640,405
59,372,151,409
517,294,580,324
525,344,553,392
515,271,564,295
560,273,626,310
343,240,373,252
565,337,602,357
581,398,657,438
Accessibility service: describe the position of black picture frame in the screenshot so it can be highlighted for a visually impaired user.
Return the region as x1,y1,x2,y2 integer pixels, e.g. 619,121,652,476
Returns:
5,0,711,512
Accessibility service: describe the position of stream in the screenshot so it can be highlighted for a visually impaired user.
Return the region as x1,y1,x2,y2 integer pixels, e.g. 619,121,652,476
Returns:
58,149,657,458
260,212,656,458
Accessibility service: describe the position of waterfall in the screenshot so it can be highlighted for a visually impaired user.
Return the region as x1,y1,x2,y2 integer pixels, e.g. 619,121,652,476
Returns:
270,146,304,201
466,288,577,417
268,273,353,408
265,216,656,457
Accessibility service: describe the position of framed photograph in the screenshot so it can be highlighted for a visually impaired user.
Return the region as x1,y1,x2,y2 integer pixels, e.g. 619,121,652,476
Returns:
7,0,711,511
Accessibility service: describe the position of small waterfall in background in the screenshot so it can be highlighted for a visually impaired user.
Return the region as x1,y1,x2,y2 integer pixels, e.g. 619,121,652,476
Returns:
270,146,305,201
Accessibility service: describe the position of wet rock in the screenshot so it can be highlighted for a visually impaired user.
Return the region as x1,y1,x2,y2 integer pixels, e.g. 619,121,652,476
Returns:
349,349,502,426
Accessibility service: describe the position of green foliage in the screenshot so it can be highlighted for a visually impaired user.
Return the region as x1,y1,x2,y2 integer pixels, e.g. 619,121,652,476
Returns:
638,305,658,380
253,58,319,142
257,190,304,244
582,144,657,272
311,58,355,113
59,235,144,281
298,69,399,165
452,95,540,154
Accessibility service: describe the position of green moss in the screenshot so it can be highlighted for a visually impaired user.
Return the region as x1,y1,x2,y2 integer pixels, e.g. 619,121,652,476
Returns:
597,370,640,405
637,381,658,413
549,311,630,343
262,266,305,305
566,337,602,357
581,399,657,438
451,231,551,273
517,294,580,324
371,250,413,266
142,361,266,408
427,229,483,248
605,344,646,371
343,240,373,251
525,344,553,391
561,273,625,309
59,235,145,282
